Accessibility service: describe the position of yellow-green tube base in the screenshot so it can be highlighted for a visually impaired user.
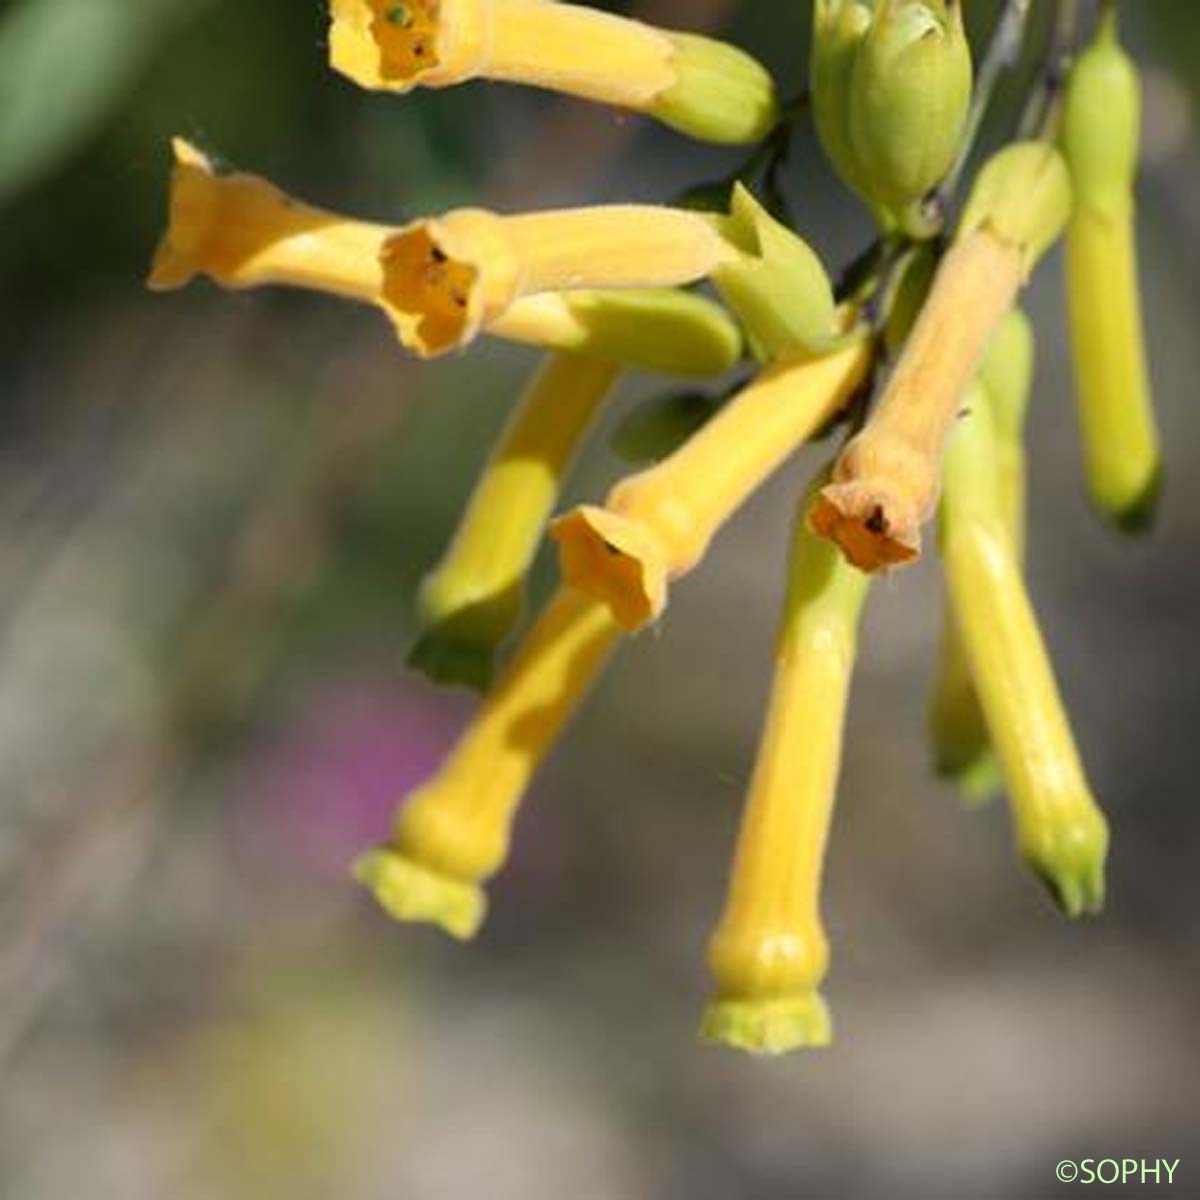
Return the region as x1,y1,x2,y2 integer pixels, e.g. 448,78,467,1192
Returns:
1023,819,1109,920
700,993,833,1056
1110,463,1164,536
354,846,486,941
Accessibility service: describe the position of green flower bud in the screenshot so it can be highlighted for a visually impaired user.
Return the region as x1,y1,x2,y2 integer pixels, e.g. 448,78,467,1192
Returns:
848,0,972,230
811,1,875,208
1060,6,1139,222
712,184,839,360
1060,6,1162,530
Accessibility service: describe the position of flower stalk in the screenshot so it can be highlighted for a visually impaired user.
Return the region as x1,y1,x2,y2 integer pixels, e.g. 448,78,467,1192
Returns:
328,0,779,144
702,475,870,1055
939,398,1109,918
410,352,618,691
552,336,872,631
358,587,622,939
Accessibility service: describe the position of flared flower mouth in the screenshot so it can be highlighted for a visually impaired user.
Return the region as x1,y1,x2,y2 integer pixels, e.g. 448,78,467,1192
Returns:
808,482,922,571
329,0,484,91
551,506,669,632
147,138,227,291
379,219,484,357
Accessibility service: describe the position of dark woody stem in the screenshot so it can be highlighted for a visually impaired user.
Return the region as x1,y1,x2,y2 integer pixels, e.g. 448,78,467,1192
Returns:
1018,0,1085,140
932,0,1036,223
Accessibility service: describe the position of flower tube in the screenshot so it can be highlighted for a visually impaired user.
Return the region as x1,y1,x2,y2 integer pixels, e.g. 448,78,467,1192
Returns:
552,337,872,631
148,140,736,360
1061,6,1162,529
811,143,1071,572
380,203,733,357
410,352,618,691
357,587,622,938
328,0,779,144
939,399,1109,918
702,476,870,1055
930,310,1035,797
148,138,390,302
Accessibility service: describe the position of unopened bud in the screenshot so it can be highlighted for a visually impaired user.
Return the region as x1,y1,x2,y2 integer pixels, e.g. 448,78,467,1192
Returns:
848,0,972,230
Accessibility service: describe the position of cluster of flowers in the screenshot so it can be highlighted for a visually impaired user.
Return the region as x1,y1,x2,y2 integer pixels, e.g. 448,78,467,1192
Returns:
151,0,1160,1055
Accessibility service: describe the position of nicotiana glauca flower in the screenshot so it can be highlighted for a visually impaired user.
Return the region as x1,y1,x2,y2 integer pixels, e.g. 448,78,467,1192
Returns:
410,353,619,693
413,294,742,691
357,587,622,939
145,0,1170,1056
702,473,870,1056
149,139,739,360
939,394,1109,919
1061,5,1162,530
930,310,1035,798
813,0,971,234
811,143,1071,572
328,0,779,144
552,336,871,631
380,203,735,357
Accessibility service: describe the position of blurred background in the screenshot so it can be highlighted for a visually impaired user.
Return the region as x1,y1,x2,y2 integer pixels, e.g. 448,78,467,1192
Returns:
0,1,1197,1196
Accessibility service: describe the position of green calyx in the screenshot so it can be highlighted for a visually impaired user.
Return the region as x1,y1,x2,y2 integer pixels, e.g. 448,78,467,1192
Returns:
1060,6,1141,221
651,33,780,146
958,142,1074,275
712,184,839,360
813,1,971,235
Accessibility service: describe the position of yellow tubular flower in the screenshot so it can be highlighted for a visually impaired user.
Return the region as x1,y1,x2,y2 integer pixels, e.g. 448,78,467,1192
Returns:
1061,8,1161,530
356,587,622,939
940,400,1109,919
811,143,1070,572
552,337,872,631
487,289,743,378
930,312,1035,798
148,141,734,361
328,0,778,145
702,477,870,1056
380,204,733,358
410,352,619,692
148,138,389,302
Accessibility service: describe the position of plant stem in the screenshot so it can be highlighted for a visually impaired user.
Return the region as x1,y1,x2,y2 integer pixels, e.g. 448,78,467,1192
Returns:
1018,0,1085,139
932,0,1036,223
